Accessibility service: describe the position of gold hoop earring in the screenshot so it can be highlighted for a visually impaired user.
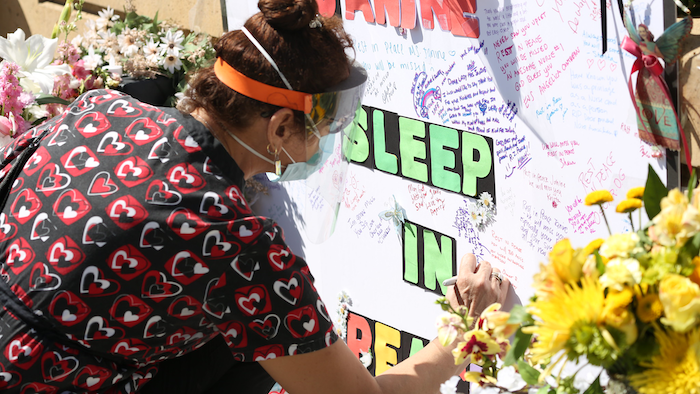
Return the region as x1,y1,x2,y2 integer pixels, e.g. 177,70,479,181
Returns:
267,144,281,176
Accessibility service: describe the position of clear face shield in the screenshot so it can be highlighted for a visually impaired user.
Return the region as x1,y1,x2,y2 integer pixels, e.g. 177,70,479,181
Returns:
215,27,367,243
291,67,367,243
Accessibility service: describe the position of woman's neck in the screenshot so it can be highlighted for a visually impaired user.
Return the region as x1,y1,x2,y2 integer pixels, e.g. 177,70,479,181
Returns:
191,108,274,179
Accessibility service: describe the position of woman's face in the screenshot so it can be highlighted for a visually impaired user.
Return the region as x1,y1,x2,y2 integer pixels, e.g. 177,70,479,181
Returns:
638,25,651,41
282,123,327,164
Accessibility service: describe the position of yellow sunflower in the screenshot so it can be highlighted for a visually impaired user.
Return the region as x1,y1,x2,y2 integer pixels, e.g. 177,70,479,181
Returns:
585,190,614,206
616,198,643,214
627,187,645,200
629,327,700,394
523,276,605,364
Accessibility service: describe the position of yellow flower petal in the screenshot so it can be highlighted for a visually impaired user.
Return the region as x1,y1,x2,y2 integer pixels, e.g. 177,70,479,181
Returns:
585,190,613,206
626,186,645,200
616,198,643,213
636,293,664,323
629,327,700,394
583,238,605,255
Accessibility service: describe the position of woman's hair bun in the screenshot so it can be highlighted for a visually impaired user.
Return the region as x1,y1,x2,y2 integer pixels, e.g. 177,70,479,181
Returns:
258,0,319,31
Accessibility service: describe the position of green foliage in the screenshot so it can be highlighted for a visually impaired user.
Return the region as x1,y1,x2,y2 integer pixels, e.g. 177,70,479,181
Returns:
582,376,604,394
517,359,541,385
594,250,605,276
35,94,71,106
507,304,534,325
504,328,533,366
643,164,666,220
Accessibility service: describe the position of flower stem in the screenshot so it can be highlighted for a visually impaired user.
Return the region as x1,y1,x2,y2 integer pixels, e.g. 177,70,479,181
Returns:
638,208,642,230
599,205,611,236
628,212,634,232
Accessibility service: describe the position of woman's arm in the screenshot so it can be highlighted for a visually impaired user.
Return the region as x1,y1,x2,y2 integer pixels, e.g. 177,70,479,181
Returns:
260,254,509,394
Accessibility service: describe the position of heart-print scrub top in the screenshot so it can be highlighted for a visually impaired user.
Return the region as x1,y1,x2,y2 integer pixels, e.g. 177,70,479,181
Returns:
0,89,337,393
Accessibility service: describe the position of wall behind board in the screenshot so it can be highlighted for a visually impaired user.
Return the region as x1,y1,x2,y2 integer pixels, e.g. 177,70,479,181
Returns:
226,0,668,377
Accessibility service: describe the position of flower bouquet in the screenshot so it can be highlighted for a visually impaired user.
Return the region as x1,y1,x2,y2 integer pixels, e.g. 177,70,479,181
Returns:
0,0,216,146
438,165,700,394
71,4,216,106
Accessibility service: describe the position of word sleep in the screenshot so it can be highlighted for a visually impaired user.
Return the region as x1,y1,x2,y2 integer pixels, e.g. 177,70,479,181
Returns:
348,106,496,200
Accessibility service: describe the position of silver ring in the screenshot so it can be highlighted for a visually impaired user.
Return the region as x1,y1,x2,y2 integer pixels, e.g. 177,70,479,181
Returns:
491,272,503,285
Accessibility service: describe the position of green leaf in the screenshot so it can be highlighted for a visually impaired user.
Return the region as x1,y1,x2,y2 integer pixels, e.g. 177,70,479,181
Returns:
517,359,540,385
35,94,71,106
582,376,604,394
594,250,605,275
643,164,667,220
31,117,48,126
689,169,697,203
536,386,551,394
504,328,532,365
507,304,534,325
692,232,700,251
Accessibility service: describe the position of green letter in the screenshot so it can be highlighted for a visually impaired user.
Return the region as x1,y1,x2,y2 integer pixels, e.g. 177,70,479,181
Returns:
423,229,453,295
409,337,425,357
461,132,492,197
347,106,369,163
373,110,398,174
403,222,418,284
429,124,460,193
398,117,428,182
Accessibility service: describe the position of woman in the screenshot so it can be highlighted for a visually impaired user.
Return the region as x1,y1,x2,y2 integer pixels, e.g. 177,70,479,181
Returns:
0,0,509,392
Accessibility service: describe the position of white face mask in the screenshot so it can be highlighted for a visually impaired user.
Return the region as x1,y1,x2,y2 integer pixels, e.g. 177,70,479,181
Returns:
224,131,335,182
269,133,335,182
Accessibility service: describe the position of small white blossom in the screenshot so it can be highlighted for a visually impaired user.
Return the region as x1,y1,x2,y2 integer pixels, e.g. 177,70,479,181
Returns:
159,30,184,57
497,366,526,392
439,376,461,394
359,350,372,368
143,38,161,63
479,192,494,210
82,46,103,71
96,6,119,31
471,386,500,394
162,53,182,73
117,28,140,57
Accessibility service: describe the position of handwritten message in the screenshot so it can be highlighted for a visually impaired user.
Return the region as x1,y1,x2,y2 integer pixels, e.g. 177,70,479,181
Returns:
541,139,580,168
489,230,525,286
407,184,446,216
453,200,490,261
347,204,393,244
520,200,569,258
522,168,566,208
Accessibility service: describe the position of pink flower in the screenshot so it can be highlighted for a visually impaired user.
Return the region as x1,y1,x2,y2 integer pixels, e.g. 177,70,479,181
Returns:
0,116,13,136
71,60,90,80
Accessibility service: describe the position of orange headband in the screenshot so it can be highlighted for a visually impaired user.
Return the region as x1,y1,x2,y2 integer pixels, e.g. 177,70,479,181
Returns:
214,58,313,114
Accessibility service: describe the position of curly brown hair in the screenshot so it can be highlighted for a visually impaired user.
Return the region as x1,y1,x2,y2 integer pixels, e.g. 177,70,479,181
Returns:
179,0,354,132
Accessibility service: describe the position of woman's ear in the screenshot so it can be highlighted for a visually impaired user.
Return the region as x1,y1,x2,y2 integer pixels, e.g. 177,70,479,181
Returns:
267,108,299,149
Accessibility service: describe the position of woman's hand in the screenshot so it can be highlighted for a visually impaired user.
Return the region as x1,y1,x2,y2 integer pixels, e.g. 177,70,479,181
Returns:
445,253,509,319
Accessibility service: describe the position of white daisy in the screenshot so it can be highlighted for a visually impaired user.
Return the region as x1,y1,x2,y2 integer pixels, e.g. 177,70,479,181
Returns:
143,38,161,63
475,207,486,226
162,53,182,73
97,30,119,53
117,28,140,57
96,6,119,31
159,30,184,57
479,192,493,209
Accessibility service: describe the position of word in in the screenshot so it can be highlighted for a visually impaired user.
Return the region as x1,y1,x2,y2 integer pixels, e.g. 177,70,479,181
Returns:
403,220,456,296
